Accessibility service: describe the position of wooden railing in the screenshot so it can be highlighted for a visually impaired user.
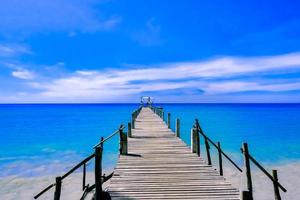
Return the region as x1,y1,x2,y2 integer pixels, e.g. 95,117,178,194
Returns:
194,119,287,200
34,125,128,200
151,108,287,200
149,105,164,120
194,119,243,173
241,143,287,200
131,106,142,129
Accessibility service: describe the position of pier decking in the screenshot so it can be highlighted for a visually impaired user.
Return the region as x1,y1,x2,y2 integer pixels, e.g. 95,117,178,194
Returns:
108,107,240,199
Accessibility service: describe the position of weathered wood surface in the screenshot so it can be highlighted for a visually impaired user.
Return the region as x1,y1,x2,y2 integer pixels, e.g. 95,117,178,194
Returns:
108,107,239,199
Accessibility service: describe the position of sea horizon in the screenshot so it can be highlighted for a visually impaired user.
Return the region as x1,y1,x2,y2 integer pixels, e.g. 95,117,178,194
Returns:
2,102,300,104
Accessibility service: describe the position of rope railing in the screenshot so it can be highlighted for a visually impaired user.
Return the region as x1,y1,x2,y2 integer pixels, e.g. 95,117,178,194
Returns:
34,125,127,200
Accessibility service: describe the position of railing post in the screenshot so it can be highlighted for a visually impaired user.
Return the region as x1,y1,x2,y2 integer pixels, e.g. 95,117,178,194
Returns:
272,169,281,200
131,113,135,129
241,191,252,200
194,119,201,156
217,141,223,176
175,118,180,137
242,143,253,200
191,127,200,156
160,108,164,118
119,126,128,155
54,176,62,200
95,144,103,200
82,163,86,190
167,113,171,129
205,137,212,165
128,122,132,138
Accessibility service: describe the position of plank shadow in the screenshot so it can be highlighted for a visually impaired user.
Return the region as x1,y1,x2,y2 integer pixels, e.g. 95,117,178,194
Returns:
125,153,141,157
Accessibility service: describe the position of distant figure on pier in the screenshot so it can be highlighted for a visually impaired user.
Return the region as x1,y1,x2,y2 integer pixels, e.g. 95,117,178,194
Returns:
140,96,153,106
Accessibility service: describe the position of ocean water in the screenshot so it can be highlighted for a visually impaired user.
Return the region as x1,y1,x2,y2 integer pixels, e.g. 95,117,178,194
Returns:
0,104,135,177
1,104,300,199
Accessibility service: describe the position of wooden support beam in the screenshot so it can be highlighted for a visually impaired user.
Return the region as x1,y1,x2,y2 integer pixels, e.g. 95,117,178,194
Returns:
119,126,128,155
82,163,86,191
95,146,103,200
175,118,180,137
54,176,62,200
273,169,281,200
131,113,135,129
218,141,223,176
191,127,200,156
128,122,132,138
167,113,171,129
241,190,252,200
205,137,212,165
242,143,253,200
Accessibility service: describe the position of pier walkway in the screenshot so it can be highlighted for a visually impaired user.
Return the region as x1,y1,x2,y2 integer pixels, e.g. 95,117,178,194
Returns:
108,107,240,199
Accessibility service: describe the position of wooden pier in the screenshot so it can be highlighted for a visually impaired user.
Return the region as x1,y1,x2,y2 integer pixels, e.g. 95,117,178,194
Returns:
35,103,287,200
108,107,239,199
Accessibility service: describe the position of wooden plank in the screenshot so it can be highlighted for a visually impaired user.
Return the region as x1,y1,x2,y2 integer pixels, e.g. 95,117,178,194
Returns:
108,107,240,200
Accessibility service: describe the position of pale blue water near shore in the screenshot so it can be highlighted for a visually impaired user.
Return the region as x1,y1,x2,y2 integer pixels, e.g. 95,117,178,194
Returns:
1,103,300,178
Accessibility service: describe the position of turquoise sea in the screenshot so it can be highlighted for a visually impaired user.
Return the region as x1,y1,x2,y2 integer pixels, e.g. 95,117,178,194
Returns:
1,104,300,178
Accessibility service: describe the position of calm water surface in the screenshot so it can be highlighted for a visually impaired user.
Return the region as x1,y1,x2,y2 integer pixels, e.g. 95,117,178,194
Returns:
0,104,299,177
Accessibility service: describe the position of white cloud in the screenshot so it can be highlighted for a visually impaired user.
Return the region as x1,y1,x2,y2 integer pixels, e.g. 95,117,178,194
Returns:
0,44,31,57
205,81,300,94
12,69,35,80
102,52,300,82
100,16,122,30
21,52,300,101
3,52,300,102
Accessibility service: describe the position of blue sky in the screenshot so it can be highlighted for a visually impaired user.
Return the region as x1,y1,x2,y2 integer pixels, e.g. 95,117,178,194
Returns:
1,0,300,102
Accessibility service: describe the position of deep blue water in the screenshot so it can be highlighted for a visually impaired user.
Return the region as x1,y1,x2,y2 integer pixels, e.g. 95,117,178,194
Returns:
0,104,299,177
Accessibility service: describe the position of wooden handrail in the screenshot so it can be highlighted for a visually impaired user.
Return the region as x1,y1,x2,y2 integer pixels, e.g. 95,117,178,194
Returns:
93,125,126,148
194,118,287,200
241,147,287,192
62,153,95,179
149,105,164,119
80,172,115,200
34,125,126,199
131,106,143,128
195,119,243,172
34,183,55,199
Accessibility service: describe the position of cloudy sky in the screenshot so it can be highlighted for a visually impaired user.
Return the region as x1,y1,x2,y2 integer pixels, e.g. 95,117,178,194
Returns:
1,0,300,103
